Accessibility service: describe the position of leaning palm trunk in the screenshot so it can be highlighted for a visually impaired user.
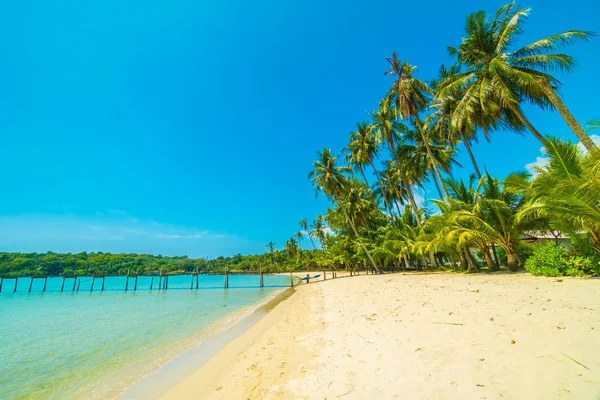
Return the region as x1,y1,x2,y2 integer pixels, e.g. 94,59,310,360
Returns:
343,209,380,273
305,229,317,250
415,117,450,199
540,79,599,154
429,165,444,199
461,131,482,178
401,175,423,226
464,249,479,272
507,103,546,143
481,245,497,270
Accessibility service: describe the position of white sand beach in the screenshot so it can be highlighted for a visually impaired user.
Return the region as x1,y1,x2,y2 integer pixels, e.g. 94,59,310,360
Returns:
161,272,600,399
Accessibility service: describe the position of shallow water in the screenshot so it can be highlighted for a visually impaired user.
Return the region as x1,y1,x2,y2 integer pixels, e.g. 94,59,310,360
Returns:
0,274,290,399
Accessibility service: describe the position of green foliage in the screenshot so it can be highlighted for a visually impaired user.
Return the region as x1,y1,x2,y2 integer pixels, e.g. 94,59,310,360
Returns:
524,242,598,277
0,249,323,277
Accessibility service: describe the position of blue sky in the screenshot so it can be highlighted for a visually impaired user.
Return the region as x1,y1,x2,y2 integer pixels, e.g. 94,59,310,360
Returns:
0,0,598,258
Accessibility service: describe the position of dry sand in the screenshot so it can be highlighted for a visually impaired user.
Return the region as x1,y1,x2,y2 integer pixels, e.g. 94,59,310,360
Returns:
161,272,600,399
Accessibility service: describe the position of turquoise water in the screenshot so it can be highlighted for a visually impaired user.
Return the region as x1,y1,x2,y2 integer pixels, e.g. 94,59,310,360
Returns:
0,274,290,399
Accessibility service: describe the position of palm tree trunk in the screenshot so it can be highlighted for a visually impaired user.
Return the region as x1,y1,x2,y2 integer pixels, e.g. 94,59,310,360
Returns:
506,250,518,272
402,175,422,226
507,103,546,143
343,209,380,273
403,254,410,269
540,79,599,154
458,250,467,271
461,131,482,178
491,245,500,269
481,246,496,270
305,229,317,250
358,166,370,188
415,116,450,199
429,165,444,199
465,249,479,272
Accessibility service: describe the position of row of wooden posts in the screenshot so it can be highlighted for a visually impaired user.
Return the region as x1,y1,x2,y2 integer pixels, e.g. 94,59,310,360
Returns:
0,268,378,293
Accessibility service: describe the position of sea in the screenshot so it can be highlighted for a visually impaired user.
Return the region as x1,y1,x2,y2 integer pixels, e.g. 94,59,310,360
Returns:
0,274,291,399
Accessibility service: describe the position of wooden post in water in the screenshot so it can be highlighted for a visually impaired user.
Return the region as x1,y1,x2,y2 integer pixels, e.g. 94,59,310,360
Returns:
196,273,199,289
125,269,130,291
260,272,264,288
290,271,294,287
77,280,81,292
190,274,194,290
90,277,95,293
14,277,19,293
0,277,3,293
134,275,138,291
224,267,229,289
43,277,47,292
165,275,169,290
72,277,77,291
61,277,66,292
28,277,34,293
101,276,105,291
150,276,154,291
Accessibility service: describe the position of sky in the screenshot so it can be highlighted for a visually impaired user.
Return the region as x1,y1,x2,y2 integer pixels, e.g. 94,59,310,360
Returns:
0,0,598,258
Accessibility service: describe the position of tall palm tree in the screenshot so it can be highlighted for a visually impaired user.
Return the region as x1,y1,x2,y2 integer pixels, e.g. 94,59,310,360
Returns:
344,122,395,218
337,179,381,273
309,216,328,249
371,100,424,224
384,54,451,199
430,64,494,178
308,148,350,199
445,2,597,152
299,217,317,250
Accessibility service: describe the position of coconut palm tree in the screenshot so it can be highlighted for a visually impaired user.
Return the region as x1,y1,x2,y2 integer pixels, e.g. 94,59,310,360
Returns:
440,173,539,271
444,2,596,152
371,101,425,224
336,178,381,273
299,217,317,250
344,122,395,218
309,216,328,249
384,54,451,199
308,148,350,199
518,137,600,252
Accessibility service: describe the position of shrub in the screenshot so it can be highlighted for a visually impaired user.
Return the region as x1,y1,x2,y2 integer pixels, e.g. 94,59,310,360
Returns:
524,242,599,277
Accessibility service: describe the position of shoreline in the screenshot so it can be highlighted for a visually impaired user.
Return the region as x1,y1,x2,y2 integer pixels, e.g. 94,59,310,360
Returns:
118,286,295,399
160,272,600,399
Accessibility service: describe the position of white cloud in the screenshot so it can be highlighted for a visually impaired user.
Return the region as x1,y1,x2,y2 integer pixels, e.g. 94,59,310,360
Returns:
525,134,600,176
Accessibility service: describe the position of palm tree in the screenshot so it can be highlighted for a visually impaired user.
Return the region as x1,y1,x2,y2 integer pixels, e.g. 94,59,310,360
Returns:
337,179,381,273
309,216,328,249
266,241,276,267
344,122,395,218
384,54,451,199
430,65,494,178
518,137,600,252
284,238,299,263
440,173,539,271
308,148,350,199
295,231,304,247
299,217,317,250
371,100,425,224
445,2,596,152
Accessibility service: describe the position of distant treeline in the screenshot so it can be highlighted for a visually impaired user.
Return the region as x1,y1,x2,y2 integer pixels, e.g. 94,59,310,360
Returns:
0,249,319,277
